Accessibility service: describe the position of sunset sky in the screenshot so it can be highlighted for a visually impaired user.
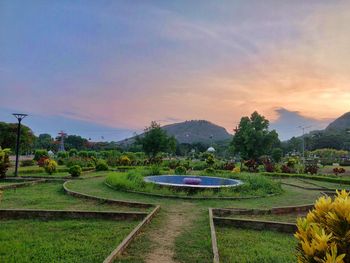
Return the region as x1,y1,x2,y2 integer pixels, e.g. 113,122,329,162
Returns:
1,1,350,141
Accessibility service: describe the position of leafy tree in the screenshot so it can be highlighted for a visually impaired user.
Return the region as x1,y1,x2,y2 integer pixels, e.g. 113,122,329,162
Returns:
0,122,35,154
231,111,280,161
271,148,283,163
35,133,55,150
57,135,89,151
137,121,176,158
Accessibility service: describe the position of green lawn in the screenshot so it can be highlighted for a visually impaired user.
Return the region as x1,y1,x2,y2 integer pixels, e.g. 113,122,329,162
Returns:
216,227,297,263
0,181,149,212
0,219,138,263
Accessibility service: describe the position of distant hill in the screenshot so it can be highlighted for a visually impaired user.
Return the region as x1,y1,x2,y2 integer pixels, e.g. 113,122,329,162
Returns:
325,112,350,132
118,120,232,146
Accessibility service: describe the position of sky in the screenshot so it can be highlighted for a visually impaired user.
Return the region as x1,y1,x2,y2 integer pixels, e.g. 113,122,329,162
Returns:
1,0,349,141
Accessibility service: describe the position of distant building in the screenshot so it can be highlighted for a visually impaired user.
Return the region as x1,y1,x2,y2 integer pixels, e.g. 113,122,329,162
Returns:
207,147,215,152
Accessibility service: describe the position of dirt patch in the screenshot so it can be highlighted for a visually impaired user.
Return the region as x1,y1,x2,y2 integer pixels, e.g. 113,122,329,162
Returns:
144,202,199,263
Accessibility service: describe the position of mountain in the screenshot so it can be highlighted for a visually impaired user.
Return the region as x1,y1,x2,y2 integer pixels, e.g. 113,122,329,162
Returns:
118,120,232,146
325,112,350,132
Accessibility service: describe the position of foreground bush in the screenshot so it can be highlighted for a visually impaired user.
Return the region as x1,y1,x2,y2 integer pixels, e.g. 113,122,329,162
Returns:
69,165,82,177
44,159,57,175
0,148,11,178
295,190,350,262
95,160,109,171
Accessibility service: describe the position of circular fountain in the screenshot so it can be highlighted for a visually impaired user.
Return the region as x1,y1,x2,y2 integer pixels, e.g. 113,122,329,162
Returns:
144,175,242,189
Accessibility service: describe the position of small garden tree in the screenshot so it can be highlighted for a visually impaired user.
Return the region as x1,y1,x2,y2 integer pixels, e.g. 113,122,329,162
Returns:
231,111,280,165
137,121,176,158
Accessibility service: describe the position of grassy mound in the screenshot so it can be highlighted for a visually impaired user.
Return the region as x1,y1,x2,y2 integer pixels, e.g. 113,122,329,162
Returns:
105,170,282,198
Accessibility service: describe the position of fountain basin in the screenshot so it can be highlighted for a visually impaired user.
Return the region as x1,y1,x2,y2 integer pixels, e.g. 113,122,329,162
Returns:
144,175,242,189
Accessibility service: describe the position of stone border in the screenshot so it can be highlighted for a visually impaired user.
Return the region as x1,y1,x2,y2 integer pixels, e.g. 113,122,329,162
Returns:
63,181,154,208
212,204,314,217
213,216,297,233
0,208,148,221
0,179,47,190
281,182,327,191
103,205,161,263
105,181,278,200
209,208,220,263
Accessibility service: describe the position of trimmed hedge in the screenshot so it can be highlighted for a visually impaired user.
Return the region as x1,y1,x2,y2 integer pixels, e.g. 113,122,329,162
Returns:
261,172,350,185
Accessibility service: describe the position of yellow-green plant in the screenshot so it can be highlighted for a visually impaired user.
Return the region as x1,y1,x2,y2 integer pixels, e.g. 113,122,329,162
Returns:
119,156,131,166
232,167,241,174
295,190,350,263
0,190,3,203
0,148,11,178
44,159,57,175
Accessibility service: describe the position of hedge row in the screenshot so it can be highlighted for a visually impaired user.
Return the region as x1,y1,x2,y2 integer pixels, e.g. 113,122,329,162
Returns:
261,172,350,185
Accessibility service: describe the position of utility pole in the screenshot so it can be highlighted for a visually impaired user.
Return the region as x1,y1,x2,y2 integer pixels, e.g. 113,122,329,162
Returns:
298,125,311,163
12,113,28,177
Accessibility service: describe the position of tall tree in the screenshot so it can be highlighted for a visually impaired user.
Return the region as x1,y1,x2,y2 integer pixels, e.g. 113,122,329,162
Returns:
0,122,36,154
231,111,279,161
35,133,55,150
137,121,176,157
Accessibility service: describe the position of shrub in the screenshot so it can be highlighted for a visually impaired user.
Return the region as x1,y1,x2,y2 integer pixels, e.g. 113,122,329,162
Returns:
263,160,275,173
167,160,180,169
119,156,131,166
57,151,68,159
304,163,318,175
95,159,109,171
223,162,235,171
295,190,350,262
0,148,11,178
271,148,283,163
21,159,34,167
206,154,215,166
37,156,49,167
68,149,78,157
244,159,259,172
68,165,82,177
34,149,48,161
281,164,293,174
149,165,161,175
191,161,207,171
204,167,215,174
78,151,89,158
333,167,346,176
66,157,95,168
232,167,241,174
43,159,57,175
175,166,187,175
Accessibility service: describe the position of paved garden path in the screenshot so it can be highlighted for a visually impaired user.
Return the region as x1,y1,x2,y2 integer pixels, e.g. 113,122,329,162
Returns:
144,202,199,263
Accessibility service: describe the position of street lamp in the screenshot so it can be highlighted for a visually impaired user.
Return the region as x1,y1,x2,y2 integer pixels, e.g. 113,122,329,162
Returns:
12,113,28,177
298,125,311,163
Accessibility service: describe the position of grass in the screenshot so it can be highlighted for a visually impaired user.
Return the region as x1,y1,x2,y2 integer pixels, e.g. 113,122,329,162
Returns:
216,227,297,263
65,176,324,263
174,208,212,263
0,218,138,263
105,171,283,198
0,181,149,212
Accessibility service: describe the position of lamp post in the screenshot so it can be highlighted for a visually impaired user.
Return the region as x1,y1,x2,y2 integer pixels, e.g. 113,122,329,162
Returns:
12,113,28,177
